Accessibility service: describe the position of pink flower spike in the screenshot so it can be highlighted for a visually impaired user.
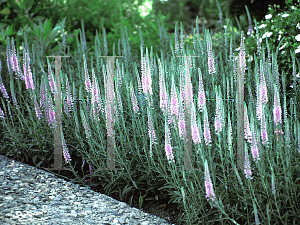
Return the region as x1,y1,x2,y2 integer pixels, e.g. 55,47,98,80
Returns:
47,59,57,94
207,34,216,74
0,61,10,100
273,87,282,126
177,94,186,140
204,160,216,202
62,134,71,163
165,118,175,163
214,91,223,135
170,79,179,118
130,86,140,114
0,107,5,119
244,145,253,179
197,68,206,112
203,106,212,146
33,95,42,120
191,101,201,144
250,124,260,161
89,164,93,175
147,109,158,146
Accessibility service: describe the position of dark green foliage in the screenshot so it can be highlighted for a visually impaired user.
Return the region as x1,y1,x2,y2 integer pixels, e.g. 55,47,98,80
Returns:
151,0,194,34
0,0,64,49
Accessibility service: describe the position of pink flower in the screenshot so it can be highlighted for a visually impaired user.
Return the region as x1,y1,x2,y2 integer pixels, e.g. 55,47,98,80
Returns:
273,89,282,126
47,60,57,94
214,92,223,135
10,37,23,80
191,102,201,144
141,55,152,96
244,147,253,179
165,119,175,163
197,68,206,112
63,76,74,118
33,96,42,120
81,107,91,139
62,134,71,163
0,60,10,100
0,107,5,119
130,88,140,114
23,51,34,90
203,106,212,146
170,80,179,118
260,106,268,145
207,34,216,74
148,111,158,146
45,94,55,128
204,161,216,202
251,127,260,161
177,95,186,140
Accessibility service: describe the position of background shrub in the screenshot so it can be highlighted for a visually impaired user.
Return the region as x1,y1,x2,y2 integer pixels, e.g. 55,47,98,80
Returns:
244,0,300,110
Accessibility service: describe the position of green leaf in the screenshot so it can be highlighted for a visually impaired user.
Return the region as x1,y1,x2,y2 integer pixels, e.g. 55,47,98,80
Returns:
132,180,138,189
24,153,28,162
110,190,118,194
0,7,10,16
121,184,135,201
173,190,182,196
36,160,43,168
128,194,133,207
2,24,15,37
148,21,158,32
32,154,37,163
139,195,143,209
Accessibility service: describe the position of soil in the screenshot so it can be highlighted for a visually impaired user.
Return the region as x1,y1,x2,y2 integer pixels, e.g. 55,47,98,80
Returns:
128,196,182,225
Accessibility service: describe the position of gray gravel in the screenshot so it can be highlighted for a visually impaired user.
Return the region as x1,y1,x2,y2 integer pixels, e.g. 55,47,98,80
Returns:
0,154,172,225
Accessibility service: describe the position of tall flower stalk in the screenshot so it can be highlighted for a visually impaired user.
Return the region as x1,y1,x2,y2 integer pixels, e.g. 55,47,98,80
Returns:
204,159,216,202
207,33,216,74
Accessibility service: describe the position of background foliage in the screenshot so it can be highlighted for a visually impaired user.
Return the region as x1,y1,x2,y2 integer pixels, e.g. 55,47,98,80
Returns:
244,0,300,112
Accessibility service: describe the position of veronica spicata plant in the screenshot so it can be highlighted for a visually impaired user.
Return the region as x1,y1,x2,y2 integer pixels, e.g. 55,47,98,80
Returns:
1,6,300,224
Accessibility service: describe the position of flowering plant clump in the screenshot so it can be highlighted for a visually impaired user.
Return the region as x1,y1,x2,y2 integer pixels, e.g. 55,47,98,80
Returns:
244,1,300,99
1,2,300,224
